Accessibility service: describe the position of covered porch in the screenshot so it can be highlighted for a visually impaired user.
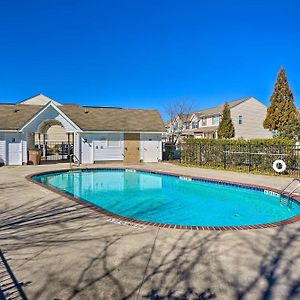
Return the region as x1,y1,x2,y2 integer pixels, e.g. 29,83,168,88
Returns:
194,126,218,139
20,102,81,164
27,119,75,162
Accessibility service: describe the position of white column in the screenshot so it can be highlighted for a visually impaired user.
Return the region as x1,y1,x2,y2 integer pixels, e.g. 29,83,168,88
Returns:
73,132,81,163
43,134,46,158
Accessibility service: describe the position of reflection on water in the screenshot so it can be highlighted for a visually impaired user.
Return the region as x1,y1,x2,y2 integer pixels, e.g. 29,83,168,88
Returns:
34,169,300,226
40,170,162,193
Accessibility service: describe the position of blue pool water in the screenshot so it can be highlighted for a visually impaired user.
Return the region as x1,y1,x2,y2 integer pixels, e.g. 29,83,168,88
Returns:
32,169,300,227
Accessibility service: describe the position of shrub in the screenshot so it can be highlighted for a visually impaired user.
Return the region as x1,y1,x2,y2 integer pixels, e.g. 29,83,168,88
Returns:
180,138,295,174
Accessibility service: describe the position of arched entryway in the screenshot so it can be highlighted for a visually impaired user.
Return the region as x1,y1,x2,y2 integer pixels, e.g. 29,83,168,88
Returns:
27,119,74,162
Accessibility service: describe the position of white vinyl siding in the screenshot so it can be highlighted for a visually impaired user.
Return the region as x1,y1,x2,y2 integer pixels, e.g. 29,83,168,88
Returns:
93,134,123,161
0,133,6,165
108,135,121,147
238,115,243,124
19,95,62,106
199,115,216,128
21,133,27,164
0,100,163,165
81,133,124,163
42,125,70,142
230,97,272,139
22,105,78,133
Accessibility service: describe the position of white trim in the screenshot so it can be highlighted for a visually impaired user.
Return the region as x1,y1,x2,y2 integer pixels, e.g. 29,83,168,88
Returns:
0,130,19,132
82,130,165,134
19,101,82,132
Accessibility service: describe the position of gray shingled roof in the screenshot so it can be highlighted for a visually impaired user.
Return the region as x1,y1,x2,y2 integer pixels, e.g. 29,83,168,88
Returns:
194,97,250,118
0,104,42,130
194,126,218,133
0,103,166,132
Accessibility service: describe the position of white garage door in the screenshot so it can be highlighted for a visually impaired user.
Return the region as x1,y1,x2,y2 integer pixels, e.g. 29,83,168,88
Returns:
8,135,22,165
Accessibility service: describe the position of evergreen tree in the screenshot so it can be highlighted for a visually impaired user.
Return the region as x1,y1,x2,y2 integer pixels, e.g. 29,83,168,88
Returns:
264,67,297,132
217,102,235,139
279,113,300,140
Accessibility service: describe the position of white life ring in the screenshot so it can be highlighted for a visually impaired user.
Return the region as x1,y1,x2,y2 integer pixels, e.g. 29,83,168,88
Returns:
273,160,286,173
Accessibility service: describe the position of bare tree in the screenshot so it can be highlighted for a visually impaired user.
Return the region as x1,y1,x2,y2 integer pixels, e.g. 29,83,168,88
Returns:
165,98,194,144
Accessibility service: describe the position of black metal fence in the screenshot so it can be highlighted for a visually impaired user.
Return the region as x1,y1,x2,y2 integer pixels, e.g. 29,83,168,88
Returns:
163,141,300,177
0,250,28,300
36,141,74,161
162,143,181,161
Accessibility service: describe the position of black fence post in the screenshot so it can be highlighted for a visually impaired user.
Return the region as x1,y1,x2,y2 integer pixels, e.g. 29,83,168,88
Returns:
248,144,252,172
179,143,182,164
199,143,202,166
223,144,227,169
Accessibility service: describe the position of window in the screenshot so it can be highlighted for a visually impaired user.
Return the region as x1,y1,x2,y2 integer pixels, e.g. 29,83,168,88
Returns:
213,115,219,125
238,115,243,125
201,117,207,126
192,121,198,129
108,135,121,147
97,136,107,147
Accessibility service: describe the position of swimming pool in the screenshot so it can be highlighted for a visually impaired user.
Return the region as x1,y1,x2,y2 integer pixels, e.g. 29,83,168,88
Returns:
30,168,300,230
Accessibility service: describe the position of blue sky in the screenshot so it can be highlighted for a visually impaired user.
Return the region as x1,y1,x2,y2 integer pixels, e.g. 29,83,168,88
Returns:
0,0,299,119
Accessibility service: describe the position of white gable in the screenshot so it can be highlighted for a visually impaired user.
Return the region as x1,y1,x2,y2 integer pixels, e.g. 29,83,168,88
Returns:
190,114,199,122
21,102,81,133
19,94,62,106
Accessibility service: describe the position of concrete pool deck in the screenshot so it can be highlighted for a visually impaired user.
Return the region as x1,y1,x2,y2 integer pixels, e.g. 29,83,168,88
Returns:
1,163,300,299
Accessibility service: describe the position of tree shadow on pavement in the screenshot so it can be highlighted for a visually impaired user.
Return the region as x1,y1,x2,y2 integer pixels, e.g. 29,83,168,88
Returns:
1,185,300,300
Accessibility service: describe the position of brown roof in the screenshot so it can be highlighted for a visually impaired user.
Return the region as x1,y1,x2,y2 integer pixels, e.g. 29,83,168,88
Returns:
194,97,250,118
194,126,218,133
0,103,166,132
177,113,192,120
181,126,218,136
0,104,42,130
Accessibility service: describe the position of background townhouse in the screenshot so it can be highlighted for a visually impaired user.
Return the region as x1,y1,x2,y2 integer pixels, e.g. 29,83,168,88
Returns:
167,97,272,141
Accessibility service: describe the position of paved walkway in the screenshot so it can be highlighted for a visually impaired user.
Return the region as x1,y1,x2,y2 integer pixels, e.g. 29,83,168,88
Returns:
0,163,300,299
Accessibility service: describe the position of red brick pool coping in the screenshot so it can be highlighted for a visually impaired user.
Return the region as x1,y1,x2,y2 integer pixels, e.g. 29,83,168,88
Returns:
25,167,300,231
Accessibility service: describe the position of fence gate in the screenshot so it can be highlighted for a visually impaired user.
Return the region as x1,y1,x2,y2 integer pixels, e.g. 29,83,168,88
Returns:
37,141,74,162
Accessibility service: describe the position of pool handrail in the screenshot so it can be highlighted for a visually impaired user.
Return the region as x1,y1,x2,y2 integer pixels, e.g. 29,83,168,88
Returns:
69,154,80,169
279,178,300,207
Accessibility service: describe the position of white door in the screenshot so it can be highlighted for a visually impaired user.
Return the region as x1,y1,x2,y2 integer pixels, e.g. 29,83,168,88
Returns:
143,135,160,162
8,135,22,165
81,136,93,164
